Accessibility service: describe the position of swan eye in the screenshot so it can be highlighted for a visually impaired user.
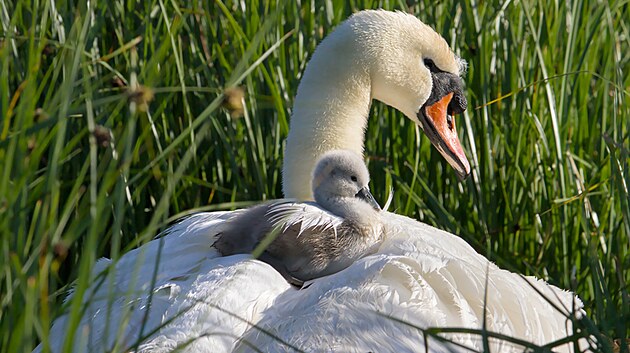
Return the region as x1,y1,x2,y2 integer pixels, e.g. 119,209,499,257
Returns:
423,58,438,72
351,176,358,182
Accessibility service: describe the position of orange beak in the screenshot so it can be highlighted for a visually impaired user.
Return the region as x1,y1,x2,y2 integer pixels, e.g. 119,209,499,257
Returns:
418,92,471,180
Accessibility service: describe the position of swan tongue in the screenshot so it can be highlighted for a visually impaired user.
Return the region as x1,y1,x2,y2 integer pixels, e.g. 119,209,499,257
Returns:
420,92,471,180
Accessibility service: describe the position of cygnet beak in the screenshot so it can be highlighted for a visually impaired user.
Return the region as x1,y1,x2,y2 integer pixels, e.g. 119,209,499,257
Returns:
355,187,381,211
417,92,471,180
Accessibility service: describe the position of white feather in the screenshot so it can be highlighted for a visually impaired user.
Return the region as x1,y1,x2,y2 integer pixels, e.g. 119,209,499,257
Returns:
266,201,344,239
383,186,394,211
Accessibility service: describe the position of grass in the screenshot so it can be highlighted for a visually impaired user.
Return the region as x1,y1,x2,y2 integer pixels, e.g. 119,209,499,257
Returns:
0,0,628,352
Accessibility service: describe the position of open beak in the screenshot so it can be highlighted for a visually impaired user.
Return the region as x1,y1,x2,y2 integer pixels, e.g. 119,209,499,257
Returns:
418,92,471,180
355,187,382,211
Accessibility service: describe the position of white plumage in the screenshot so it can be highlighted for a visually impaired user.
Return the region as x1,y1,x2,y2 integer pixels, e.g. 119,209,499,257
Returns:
41,212,584,352
38,9,588,353
266,201,344,238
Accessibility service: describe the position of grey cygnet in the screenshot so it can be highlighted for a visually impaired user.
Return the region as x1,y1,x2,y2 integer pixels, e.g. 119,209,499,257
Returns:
213,150,384,286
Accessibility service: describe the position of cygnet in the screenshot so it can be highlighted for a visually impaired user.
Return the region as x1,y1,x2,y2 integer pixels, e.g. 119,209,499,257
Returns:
213,150,384,286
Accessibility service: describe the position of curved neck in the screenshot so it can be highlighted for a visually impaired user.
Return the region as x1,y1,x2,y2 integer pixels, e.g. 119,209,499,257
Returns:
282,36,371,200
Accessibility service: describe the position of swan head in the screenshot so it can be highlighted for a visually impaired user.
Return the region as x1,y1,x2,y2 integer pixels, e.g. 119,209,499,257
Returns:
312,150,381,212
348,10,470,179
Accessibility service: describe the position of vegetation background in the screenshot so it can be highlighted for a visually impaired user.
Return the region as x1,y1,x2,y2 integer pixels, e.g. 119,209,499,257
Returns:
1,0,628,352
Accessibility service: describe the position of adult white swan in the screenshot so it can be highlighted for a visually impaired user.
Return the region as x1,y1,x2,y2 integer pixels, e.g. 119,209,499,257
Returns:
39,10,588,353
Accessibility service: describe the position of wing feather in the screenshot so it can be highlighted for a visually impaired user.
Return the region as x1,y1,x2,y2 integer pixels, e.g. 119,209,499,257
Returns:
266,201,343,239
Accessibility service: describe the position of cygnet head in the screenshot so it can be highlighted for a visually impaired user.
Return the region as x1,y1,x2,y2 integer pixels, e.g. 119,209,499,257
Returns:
311,150,381,213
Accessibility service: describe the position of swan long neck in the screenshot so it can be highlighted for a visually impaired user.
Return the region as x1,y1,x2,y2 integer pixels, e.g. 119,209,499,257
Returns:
282,35,371,200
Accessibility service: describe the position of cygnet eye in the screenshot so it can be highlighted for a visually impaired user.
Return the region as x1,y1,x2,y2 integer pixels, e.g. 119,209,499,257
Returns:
350,176,358,182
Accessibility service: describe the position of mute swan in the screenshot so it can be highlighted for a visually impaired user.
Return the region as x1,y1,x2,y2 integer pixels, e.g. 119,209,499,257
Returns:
39,9,588,353
215,150,383,285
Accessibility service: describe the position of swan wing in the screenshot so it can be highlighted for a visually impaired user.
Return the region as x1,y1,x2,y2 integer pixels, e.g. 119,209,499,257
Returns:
235,212,586,353
37,211,291,353
39,212,587,353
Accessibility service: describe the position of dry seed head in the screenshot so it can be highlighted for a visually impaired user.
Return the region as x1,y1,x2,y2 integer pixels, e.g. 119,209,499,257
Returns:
222,87,245,118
